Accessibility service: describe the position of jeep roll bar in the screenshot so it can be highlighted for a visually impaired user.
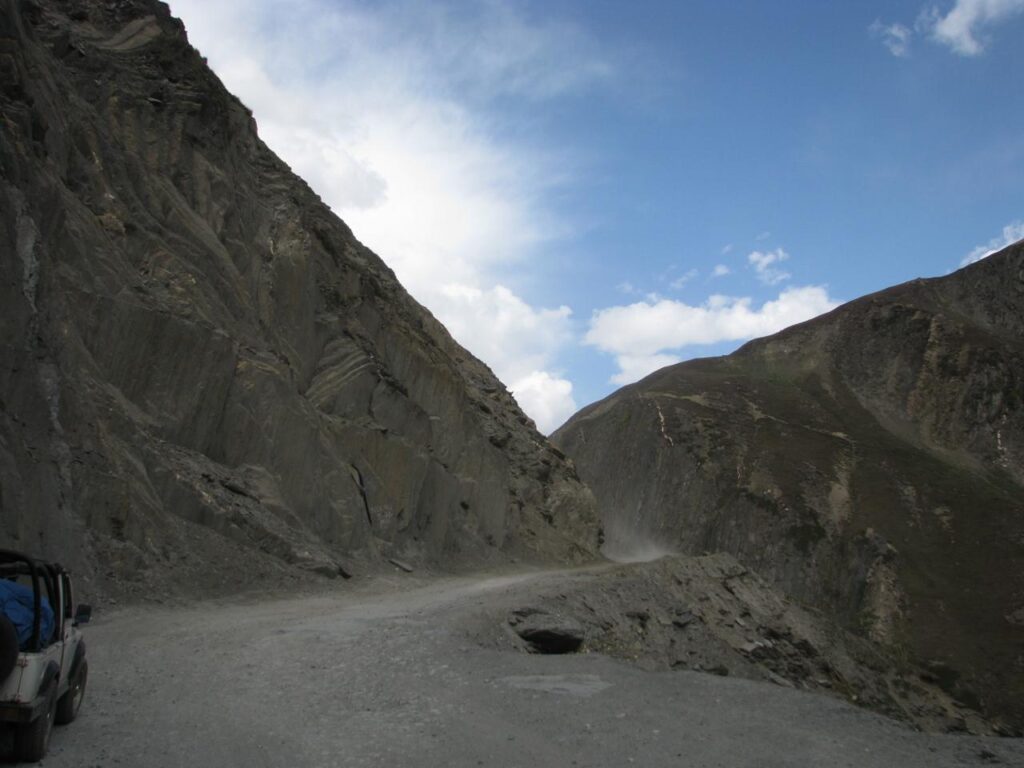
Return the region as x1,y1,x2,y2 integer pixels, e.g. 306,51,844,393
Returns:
0,550,60,652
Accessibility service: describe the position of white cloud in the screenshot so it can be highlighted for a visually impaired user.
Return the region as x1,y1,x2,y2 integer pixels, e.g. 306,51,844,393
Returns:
669,268,698,289
169,0,612,432
925,0,1024,55
617,281,640,295
870,20,913,56
872,2,1024,57
960,220,1024,265
748,248,791,285
608,354,683,386
585,286,840,384
510,372,577,433
711,264,732,278
721,243,734,255
433,284,572,382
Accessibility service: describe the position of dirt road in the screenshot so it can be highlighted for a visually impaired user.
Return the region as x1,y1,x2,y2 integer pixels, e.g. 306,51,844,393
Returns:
33,568,1024,767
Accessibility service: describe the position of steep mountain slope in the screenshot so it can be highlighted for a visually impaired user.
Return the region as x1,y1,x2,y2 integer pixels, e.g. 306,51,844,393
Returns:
554,243,1024,729
0,0,598,598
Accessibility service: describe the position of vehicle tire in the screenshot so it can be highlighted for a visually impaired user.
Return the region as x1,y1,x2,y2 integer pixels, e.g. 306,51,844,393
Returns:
15,684,56,763
0,615,17,682
55,659,88,725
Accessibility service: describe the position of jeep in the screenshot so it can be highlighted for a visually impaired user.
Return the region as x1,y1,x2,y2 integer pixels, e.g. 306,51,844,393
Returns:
0,550,90,763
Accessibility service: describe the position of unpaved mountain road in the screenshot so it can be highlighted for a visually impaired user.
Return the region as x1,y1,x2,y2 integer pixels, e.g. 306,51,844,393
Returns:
29,568,1024,768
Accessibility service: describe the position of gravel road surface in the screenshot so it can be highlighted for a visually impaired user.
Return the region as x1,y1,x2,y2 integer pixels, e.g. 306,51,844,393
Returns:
28,569,1024,767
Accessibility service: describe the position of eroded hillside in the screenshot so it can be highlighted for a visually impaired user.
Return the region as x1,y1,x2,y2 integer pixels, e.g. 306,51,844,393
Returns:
0,0,598,599
554,244,1024,730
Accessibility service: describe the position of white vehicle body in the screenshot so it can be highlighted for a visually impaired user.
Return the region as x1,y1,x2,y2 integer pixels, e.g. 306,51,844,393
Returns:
0,578,84,706
0,552,90,762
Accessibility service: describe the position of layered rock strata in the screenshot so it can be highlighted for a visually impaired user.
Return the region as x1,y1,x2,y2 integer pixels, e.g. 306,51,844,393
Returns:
0,0,598,598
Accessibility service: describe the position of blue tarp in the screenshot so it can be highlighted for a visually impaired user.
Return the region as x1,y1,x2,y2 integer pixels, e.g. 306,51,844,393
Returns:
0,580,54,651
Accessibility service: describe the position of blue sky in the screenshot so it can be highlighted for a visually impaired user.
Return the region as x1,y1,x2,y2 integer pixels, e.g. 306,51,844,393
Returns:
171,0,1024,431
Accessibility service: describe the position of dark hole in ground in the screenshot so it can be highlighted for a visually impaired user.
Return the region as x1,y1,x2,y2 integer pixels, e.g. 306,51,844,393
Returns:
517,628,584,654
508,608,585,654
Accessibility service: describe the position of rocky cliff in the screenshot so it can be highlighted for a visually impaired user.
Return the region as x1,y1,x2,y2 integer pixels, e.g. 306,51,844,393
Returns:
554,243,1024,730
0,0,598,599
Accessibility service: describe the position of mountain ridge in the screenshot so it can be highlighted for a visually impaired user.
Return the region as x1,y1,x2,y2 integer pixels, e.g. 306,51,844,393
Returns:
554,242,1024,730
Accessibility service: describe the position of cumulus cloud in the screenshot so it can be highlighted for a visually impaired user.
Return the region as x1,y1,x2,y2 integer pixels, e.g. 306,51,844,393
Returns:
960,220,1024,265
585,286,840,384
748,248,791,285
510,372,578,433
170,0,613,432
925,0,1024,55
711,264,732,278
608,354,683,387
434,284,572,378
433,285,577,432
870,20,913,56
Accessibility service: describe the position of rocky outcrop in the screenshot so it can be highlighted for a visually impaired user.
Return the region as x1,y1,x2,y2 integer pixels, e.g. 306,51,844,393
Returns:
0,0,598,599
468,555,993,733
553,243,1024,730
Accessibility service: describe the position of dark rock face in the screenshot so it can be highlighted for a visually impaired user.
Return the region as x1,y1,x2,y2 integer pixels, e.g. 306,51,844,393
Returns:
0,0,598,598
554,244,1024,729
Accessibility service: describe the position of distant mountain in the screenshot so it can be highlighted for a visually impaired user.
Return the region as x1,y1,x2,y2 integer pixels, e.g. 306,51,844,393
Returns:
554,243,1024,730
0,0,598,598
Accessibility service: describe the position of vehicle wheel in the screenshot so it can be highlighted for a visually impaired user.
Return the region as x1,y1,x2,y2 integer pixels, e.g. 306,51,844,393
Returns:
0,615,17,682
56,659,88,725
15,685,56,763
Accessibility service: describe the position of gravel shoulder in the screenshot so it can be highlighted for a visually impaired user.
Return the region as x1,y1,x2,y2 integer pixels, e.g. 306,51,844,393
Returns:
26,566,1024,768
